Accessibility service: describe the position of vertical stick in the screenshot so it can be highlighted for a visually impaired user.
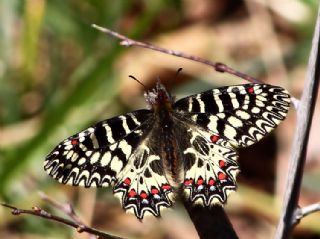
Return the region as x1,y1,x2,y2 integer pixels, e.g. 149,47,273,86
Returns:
275,4,320,239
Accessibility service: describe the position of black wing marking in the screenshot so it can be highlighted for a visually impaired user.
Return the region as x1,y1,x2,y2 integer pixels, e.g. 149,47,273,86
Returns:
173,84,290,148
44,110,152,187
172,115,239,206
113,131,174,219
44,109,174,218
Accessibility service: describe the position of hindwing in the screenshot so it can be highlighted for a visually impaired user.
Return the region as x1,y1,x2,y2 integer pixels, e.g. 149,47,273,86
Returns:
172,115,239,206
113,133,174,219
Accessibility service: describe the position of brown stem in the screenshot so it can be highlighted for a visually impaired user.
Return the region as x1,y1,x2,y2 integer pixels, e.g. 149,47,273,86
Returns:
274,3,320,239
1,202,123,239
292,202,320,226
91,24,261,84
39,191,84,226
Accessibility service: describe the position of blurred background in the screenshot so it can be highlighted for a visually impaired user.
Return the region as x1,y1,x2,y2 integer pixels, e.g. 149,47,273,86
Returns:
0,0,319,238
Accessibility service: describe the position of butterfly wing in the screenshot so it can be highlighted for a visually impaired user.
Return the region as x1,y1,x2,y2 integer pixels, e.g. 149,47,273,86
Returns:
174,123,239,206
44,109,173,218
45,83,291,214
174,84,291,147
173,84,290,205
170,116,239,206
113,129,174,219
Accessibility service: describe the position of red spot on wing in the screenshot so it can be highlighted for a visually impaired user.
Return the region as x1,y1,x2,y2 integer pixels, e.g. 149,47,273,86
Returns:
218,172,226,180
151,188,159,194
210,135,220,143
196,177,204,185
140,191,148,199
248,87,255,94
161,184,171,191
208,178,215,186
128,189,136,197
71,139,78,145
184,179,193,186
219,160,225,168
123,178,131,185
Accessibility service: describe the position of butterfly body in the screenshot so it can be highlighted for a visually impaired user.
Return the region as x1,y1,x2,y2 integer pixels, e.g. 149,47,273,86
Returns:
44,82,290,219
149,85,180,186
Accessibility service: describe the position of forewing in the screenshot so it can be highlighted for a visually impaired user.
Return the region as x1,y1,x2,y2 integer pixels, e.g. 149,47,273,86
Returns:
173,84,291,148
44,110,152,188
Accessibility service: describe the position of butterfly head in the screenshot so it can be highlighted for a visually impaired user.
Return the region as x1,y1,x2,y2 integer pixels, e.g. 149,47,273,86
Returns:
144,81,175,111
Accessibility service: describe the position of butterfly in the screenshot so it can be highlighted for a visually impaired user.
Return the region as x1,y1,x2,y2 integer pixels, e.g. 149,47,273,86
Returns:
44,81,290,219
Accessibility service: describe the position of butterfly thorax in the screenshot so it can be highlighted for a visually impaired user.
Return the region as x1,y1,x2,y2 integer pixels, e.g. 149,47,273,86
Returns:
144,81,174,112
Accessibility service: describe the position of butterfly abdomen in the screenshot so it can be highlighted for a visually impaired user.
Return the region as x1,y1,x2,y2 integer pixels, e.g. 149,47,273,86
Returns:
156,106,183,186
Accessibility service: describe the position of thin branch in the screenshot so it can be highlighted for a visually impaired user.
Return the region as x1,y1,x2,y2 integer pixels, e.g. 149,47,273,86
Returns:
275,3,320,239
290,96,300,111
39,191,98,239
1,202,123,239
91,24,261,84
292,203,320,226
39,191,84,226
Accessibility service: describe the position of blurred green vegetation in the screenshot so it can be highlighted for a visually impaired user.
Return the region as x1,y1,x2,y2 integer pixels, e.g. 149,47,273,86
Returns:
0,0,178,195
0,1,319,239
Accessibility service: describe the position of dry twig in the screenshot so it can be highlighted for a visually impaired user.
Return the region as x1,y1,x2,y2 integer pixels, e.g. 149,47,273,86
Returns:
38,191,85,227
292,202,320,226
275,3,320,239
1,196,123,239
92,24,261,84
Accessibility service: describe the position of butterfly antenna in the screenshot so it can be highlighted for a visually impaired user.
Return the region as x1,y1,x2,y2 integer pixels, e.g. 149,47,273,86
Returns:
175,67,183,79
129,75,148,92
